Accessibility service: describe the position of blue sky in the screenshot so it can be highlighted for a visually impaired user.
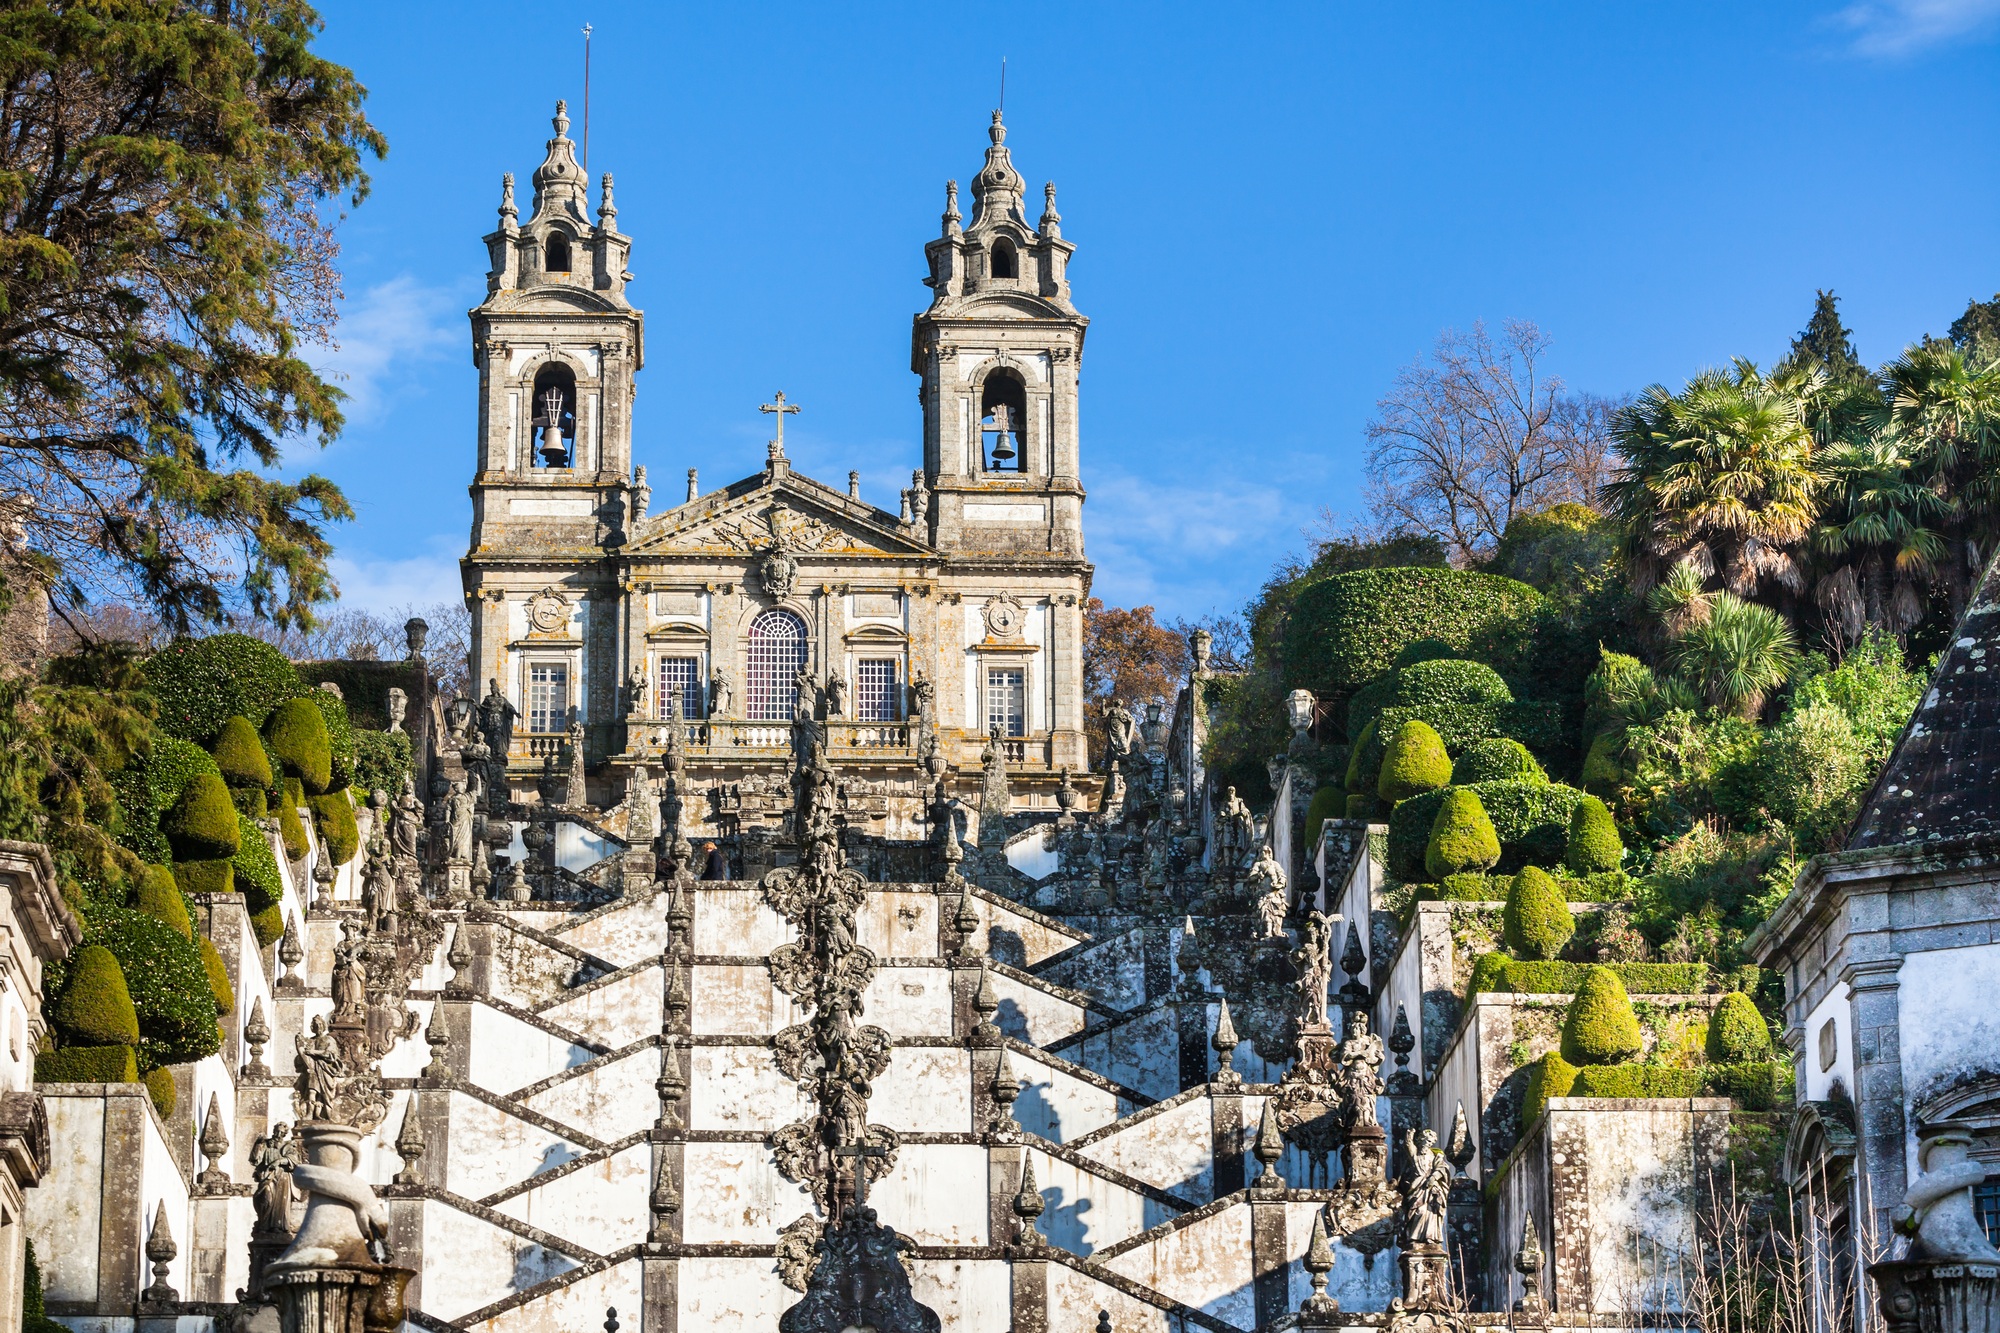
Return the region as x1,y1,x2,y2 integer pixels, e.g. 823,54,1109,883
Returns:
304,0,2000,625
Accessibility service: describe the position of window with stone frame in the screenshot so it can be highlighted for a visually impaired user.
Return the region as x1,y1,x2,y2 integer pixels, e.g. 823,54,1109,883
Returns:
527,661,569,734
657,656,703,719
980,369,1027,472
1978,1179,2000,1248
987,666,1025,738
855,659,901,722
747,610,808,722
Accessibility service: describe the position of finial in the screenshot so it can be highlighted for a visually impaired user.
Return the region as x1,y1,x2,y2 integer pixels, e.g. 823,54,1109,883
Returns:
393,1097,426,1185
1212,998,1240,1086
1253,1099,1286,1189
989,108,1007,145
1300,1209,1339,1318
1096,1313,1112,1333
848,470,861,500
686,468,699,503
142,1201,178,1303
241,996,271,1079
599,172,617,220
1446,1100,1476,1175
605,1308,621,1333
1041,181,1061,239
1387,1002,1418,1094
1514,1212,1547,1313
500,172,518,222
1012,1154,1045,1243
554,100,571,137
973,962,1002,1042
943,178,961,234
196,1093,231,1187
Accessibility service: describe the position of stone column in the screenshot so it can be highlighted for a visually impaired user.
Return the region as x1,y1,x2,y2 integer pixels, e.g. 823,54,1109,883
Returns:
1210,1085,1246,1196
1845,957,1908,1241
1248,1173,1290,1327
988,1142,1029,1252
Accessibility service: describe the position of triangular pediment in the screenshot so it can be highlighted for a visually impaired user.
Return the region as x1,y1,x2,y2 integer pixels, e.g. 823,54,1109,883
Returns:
626,470,931,559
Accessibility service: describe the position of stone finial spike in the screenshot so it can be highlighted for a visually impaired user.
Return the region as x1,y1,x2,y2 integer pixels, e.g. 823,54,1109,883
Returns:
686,468,699,502
599,172,617,220
393,1097,426,1186
604,1308,620,1333
943,179,962,237
1514,1211,1547,1313
500,171,518,222
649,1158,681,1241
989,108,1007,144
1341,921,1367,979
1040,181,1061,239
848,470,861,500
992,1047,1021,1106
242,996,271,1078
1446,1101,1476,1174
974,963,1000,1019
554,99,571,136
1253,1099,1286,1189
423,1002,451,1081
1096,1313,1112,1333
1212,998,1240,1085
142,1201,178,1303
1012,1154,1045,1242
278,913,304,971
1299,1208,1339,1317
196,1093,230,1187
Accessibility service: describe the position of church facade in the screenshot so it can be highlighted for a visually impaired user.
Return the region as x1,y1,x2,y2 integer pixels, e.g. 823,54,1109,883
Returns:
461,104,1092,833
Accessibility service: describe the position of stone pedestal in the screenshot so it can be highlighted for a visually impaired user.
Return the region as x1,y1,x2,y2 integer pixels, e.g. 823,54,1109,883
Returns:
1396,1245,1454,1311
272,1123,381,1271
1346,1124,1387,1189
269,1265,413,1333
1872,1259,2000,1333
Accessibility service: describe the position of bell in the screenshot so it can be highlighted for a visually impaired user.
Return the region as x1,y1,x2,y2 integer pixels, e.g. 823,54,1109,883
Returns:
990,426,1016,466
536,385,569,466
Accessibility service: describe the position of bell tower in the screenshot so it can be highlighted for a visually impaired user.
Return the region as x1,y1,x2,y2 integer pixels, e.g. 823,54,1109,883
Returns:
912,112,1086,557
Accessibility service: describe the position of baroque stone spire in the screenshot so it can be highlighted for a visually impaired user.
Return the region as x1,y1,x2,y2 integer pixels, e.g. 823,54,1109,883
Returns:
530,100,589,222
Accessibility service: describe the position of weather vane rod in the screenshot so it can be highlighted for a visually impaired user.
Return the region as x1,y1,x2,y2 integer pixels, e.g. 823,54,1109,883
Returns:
582,23,593,173
999,56,1006,115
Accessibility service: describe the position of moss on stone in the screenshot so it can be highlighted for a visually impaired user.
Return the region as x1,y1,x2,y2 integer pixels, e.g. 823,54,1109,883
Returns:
1706,990,1773,1063
308,790,358,865
1565,795,1624,874
1425,787,1500,878
211,714,273,789
198,936,234,1017
33,1044,137,1085
1379,720,1453,803
133,865,191,938
1560,966,1644,1066
160,770,240,862
264,697,332,795
1502,866,1575,961
50,944,140,1047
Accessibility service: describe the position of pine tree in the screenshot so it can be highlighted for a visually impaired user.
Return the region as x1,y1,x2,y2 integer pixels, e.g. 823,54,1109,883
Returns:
1950,294,2000,368
1782,290,1870,385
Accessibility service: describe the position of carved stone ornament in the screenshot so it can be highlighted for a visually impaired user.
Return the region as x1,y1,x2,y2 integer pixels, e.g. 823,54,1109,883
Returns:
683,503,842,555
761,549,800,601
777,1205,938,1333
983,592,1026,640
527,587,570,634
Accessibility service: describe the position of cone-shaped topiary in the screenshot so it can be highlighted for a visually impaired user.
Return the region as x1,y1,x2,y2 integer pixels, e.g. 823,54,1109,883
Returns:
1425,787,1501,878
198,936,234,1016
212,715,273,789
1379,720,1453,803
1522,1050,1577,1129
160,770,240,862
1303,784,1344,842
233,814,284,915
264,698,332,795
144,1066,175,1118
1452,738,1547,785
1346,793,1377,819
51,945,140,1046
250,902,285,948
1565,795,1624,874
1560,966,1644,1066
34,1044,137,1085
277,799,308,862
229,786,268,820
308,791,359,865
171,860,233,899
133,866,191,938
1345,720,1379,794
1705,990,1772,1063
90,909,223,1068
1580,732,1623,798
1503,866,1576,961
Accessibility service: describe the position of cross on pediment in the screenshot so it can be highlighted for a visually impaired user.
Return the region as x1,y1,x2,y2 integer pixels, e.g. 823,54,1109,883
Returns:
761,391,801,461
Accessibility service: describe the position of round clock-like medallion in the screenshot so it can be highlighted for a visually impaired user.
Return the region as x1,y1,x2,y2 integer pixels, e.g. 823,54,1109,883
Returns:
984,594,1025,639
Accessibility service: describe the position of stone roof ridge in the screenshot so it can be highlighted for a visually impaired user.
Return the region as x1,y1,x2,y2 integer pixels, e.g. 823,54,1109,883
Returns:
1848,551,2000,850
626,468,931,556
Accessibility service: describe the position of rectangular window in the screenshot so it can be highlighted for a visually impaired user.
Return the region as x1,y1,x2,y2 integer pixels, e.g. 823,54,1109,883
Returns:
657,656,702,718
856,660,900,722
527,662,569,734
1978,1180,2000,1248
987,667,1025,738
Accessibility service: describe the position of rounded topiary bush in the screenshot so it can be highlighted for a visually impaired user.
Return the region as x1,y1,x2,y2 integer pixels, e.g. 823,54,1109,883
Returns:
172,860,233,898
1706,991,1772,1063
1346,793,1377,819
1503,866,1576,961
1345,720,1379,793
143,634,304,745
1393,637,1457,670
133,865,191,938
1379,720,1453,803
212,715,273,789
249,902,285,949
34,1044,138,1085
265,698,332,795
233,815,284,914
277,799,308,862
1453,738,1547,786
198,936,234,1016
1565,795,1624,874
160,770,240,862
1303,784,1345,841
1395,658,1513,711
1560,966,1644,1066
90,908,223,1068
308,791,359,865
143,1066,175,1118
1285,568,1545,696
51,944,140,1047
307,689,355,793
1426,787,1501,878
111,735,224,865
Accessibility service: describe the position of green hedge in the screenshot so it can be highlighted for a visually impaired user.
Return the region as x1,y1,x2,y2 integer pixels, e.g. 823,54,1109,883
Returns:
250,902,285,948
1522,1050,1577,1130
1380,720,1453,802
1284,568,1546,697
198,936,234,1016
144,1066,175,1118
133,865,191,938
50,944,140,1046
1566,795,1624,874
1344,719,1380,792
212,715,273,789
230,786,268,820
144,634,303,745
1570,1064,1706,1099
1706,1060,1794,1111
1453,738,1547,785
1388,780,1588,879
171,859,233,898
265,699,332,795
160,770,240,861
89,908,222,1068
1409,869,1632,907
278,799,307,862
307,690,354,793
297,659,422,731
1426,787,1500,877
34,1044,137,1084
353,729,413,798
1345,678,1398,748
308,791,359,864
111,735,224,865
1466,954,1710,997
233,815,284,915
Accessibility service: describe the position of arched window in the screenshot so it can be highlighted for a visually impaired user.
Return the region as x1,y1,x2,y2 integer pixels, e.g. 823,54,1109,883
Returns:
545,232,572,272
989,238,1017,279
529,363,578,467
980,370,1028,471
746,610,809,721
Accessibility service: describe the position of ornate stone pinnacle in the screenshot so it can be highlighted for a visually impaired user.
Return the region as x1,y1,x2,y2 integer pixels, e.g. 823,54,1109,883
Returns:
1177,916,1203,994
604,1308,619,1333
1212,998,1241,1086
1388,1002,1419,1094
972,963,1002,1045
655,1038,686,1132
423,1003,451,1081
446,924,472,990
648,1158,680,1243
953,890,981,956
663,963,689,1026
1514,1211,1547,1313
1012,1154,1045,1244
312,852,336,911
1338,922,1368,1006
1445,1101,1476,1176
142,1201,178,1303
1253,1099,1286,1190
278,914,304,990
1300,1209,1339,1318
392,1098,426,1186
196,1093,231,1189
1096,1312,1112,1333
242,996,271,1079
499,171,517,222
992,1048,1021,1108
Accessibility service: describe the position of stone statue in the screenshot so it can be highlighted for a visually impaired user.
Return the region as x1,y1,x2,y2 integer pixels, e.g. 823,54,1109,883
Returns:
1104,700,1136,768
1398,1128,1452,1249
910,673,935,721
1336,1009,1385,1131
826,673,849,718
386,686,408,735
710,667,733,718
1247,843,1288,930
1293,911,1334,1031
1897,1125,2000,1261
391,776,423,864
294,1016,347,1122
1258,882,1288,939
794,665,820,721
622,666,649,719
909,468,930,524
249,1122,300,1236
446,779,476,862
330,922,369,1025
1215,787,1255,872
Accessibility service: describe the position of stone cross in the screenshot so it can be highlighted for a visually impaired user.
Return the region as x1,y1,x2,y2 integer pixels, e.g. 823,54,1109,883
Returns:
760,391,801,460
833,1140,889,1220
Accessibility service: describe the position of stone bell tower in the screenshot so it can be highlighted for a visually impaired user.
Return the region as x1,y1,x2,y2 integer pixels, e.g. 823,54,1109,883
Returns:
912,111,1086,558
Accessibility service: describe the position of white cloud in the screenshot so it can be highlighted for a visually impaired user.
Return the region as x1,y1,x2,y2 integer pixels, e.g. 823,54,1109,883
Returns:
1829,0,2000,56
327,548,463,617
309,275,461,424
1084,467,1303,617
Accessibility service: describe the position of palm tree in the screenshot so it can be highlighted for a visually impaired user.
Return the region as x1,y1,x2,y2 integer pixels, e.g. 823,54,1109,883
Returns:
1874,343,2000,615
1810,436,1948,646
1667,592,1798,720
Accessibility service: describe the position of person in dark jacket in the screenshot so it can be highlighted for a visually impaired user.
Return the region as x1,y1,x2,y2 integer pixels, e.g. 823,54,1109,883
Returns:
700,841,728,881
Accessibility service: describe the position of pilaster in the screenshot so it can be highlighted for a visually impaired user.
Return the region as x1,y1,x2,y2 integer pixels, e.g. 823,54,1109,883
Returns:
1845,956,1908,1241
1210,1084,1245,1197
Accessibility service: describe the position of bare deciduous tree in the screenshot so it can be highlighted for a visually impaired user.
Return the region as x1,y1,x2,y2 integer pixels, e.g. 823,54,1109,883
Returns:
1364,320,1618,564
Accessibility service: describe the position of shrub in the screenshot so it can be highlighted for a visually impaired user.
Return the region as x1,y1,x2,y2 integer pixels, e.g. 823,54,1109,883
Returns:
307,689,355,793
1393,637,1457,669
265,698,332,795
172,860,233,898
90,908,222,1067
144,1066,175,1118
250,902,285,948
1380,720,1454,803
1388,780,1588,880
51,944,140,1046
1397,658,1514,711
1417,872,1504,904
1453,738,1546,785
308,791,359,865
1303,784,1345,844
1522,1051,1578,1130
1565,795,1624,873
1503,867,1575,961
353,729,413,799
1569,1065,1706,1099
198,936,234,1016
111,735,224,865
278,797,308,862
1285,568,1546,696
34,1044,137,1084
132,865,191,938
1561,966,1643,1065
211,715,273,789
1491,503,1620,590
160,771,240,861
230,786,269,820
1466,955,1709,998
1426,788,1500,878
1579,732,1624,797
1346,793,1377,819
1346,681,1397,750
1705,1059,1794,1111
144,634,303,745
233,816,284,914
1344,719,1380,792
1706,991,1772,1063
